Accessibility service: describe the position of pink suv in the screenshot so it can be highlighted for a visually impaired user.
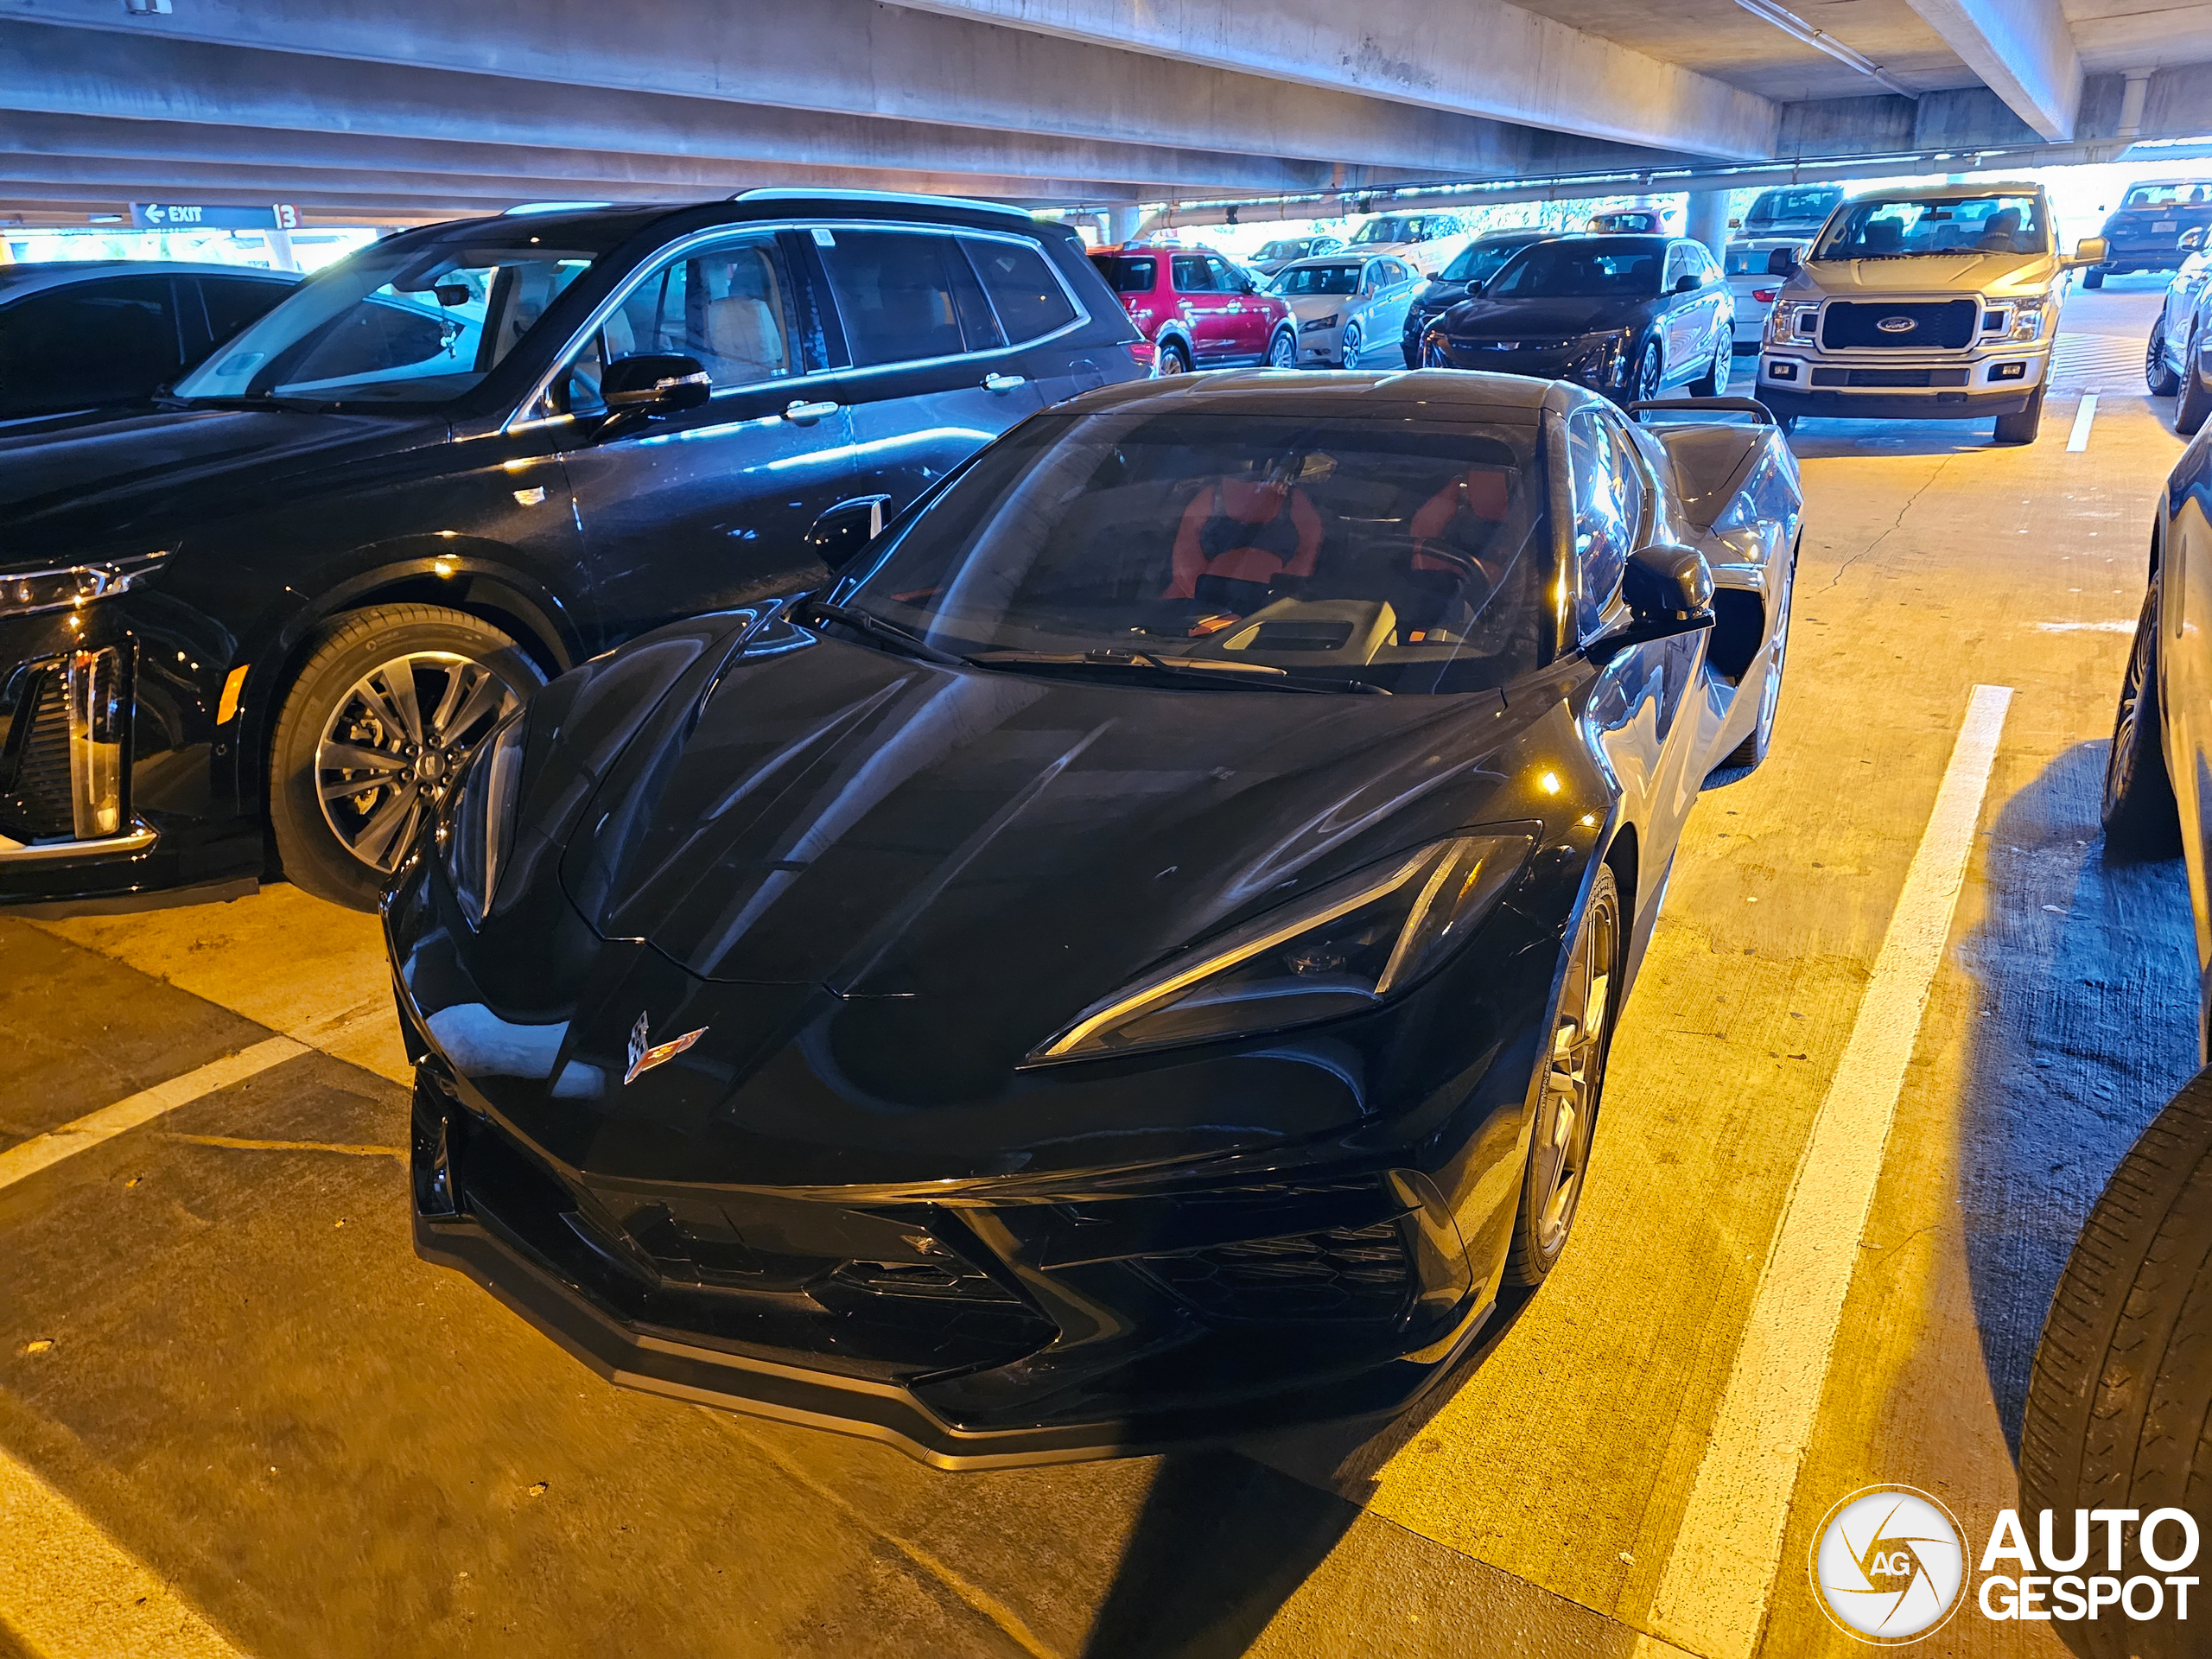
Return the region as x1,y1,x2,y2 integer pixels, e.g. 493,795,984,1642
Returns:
1088,243,1296,373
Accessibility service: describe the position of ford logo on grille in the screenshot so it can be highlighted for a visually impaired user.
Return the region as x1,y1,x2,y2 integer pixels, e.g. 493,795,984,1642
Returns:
1876,315,1917,334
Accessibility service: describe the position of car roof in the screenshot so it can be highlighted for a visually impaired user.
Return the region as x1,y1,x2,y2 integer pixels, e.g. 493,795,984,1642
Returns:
1844,180,2044,201
407,194,1071,257
1276,253,1366,269
0,259,301,299
1051,366,1568,421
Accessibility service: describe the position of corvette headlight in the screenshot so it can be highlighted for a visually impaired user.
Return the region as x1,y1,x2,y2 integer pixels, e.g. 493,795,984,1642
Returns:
0,552,167,618
443,711,528,926
1300,314,1340,333
1033,832,1533,1063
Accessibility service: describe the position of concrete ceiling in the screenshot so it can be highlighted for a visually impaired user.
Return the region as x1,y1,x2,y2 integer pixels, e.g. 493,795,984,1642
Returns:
0,0,2208,230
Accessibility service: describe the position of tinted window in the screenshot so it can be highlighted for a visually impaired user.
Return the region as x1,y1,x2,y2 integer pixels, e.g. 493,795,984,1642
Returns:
964,238,1077,343
198,276,291,348
1274,264,1359,296
844,410,1548,696
2123,183,2212,207
1566,409,1642,634
1171,254,1216,293
1439,238,1536,285
1204,255,1243,292
0,276,184,418
1090,255,1157,293
1490,239,1663,299
818,229,980,367
1746,187,1842,228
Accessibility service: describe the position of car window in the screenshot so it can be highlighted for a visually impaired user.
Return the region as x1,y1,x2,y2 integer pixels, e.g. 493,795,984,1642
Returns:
818,228,995,368
1203,255,1243,292
197,276,291,350
552,233,798,414
1815,194,2048,257
1275,264,1359,296
963,238,1077,345
1490,239,1662,299
1565,408,1642,634
1171,254,1215,293
1090,254,1158,294
1662,245,1691,289
0,276,186,418
2122,183,2212,208
1439,238,1531,285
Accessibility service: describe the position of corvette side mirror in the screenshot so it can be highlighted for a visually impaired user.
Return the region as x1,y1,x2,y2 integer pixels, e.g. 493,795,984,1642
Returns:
1587,543,1716,665
602,353,711,414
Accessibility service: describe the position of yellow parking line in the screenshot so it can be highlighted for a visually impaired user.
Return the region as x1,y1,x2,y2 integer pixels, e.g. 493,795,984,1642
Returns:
0,1038,304,1193
0,1449,246,1659
1646,685,2012,1659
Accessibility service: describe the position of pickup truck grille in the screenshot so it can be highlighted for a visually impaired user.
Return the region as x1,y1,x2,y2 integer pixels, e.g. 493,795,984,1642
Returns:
1821,299,1979,351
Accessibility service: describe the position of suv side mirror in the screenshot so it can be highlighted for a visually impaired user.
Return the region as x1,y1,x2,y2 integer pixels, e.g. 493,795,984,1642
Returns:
1587,543,1716,665
602,353,711,414
1766,246,1801,277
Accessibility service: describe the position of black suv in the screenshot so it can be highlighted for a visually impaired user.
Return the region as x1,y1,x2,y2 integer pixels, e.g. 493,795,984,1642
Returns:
1398,229,1553,366
0,193,1142,910
1,260,297,437
2088,179,2212,287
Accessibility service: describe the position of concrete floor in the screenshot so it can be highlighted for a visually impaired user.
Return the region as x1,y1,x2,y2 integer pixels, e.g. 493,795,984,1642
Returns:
0,279,2199,1659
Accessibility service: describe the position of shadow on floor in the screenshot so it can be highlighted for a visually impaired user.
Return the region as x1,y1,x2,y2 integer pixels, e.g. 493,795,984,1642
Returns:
1954,738,2198,1453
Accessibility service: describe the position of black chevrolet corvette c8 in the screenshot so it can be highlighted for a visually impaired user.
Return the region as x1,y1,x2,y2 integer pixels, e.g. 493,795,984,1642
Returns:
386,369,1802,1467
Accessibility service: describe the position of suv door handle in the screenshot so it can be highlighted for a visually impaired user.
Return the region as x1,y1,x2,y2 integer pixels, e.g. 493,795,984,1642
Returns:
784,398,840,424
981,372,1027,393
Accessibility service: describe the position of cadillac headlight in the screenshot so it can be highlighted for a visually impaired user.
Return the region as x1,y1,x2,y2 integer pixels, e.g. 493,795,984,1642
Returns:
443,711,528,926
1300,314,1340,333
0,552,167,619
1033,833,1533,1062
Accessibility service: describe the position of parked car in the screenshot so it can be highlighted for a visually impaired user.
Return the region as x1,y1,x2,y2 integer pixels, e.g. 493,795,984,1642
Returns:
1267,252,1421,368
1586,208,1670,235
0,260,297,436
2021,435,2212,1659
1398,229,1555,367
1723,238,1811,354
1737,184,1845,239
1421,234,1734,405
1088,242,1296,373
1249,234,1346,276
2145,227,2212,429
1345,212,1468,274
0,192,1144,912
2086,179,2212,288
1756,181,2105,442
391,368,1802,1466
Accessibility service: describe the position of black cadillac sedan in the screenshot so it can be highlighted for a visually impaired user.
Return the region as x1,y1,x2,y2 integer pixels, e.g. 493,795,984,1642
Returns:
1421,234,1735,405
0,193,1140,912
388,369,1802,1465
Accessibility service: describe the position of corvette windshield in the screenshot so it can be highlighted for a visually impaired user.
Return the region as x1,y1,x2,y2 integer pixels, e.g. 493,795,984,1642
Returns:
172,224,617,406
842,410,1549,695
1487,238,1662,299
1814,194,2047,258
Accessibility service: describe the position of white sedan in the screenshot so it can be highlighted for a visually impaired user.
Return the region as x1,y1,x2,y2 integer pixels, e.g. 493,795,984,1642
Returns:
1268,254,1423,370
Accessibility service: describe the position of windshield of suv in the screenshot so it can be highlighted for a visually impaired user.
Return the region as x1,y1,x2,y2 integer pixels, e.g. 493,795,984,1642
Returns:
839,410,1548,696
1439,238,1540,286
1814,194,2047,258
1272,263,1361,296
172,224,619,406
1486,238,1662,299
1745,187,1842,230
2122,183,2212,208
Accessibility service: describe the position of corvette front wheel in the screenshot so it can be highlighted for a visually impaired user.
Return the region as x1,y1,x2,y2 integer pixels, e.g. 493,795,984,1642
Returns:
1507,864,1621,1286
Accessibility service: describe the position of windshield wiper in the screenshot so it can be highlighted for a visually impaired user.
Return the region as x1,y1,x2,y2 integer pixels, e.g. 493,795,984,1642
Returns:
156,391,336,413
969,649,1389,694
793,599,969,667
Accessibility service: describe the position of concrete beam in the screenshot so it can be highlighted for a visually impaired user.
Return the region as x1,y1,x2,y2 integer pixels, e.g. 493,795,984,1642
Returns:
880,0,1778,160
0,24,1391,197
0,3,1695,178
1904,0,2082,141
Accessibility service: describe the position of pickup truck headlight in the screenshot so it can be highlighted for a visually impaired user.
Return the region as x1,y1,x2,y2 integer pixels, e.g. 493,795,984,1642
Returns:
442,712,528,927
1300,314,1340,333
1765,302,1817,346
1032,832,1533,1062
2008,301,2049,342
0,552,167,619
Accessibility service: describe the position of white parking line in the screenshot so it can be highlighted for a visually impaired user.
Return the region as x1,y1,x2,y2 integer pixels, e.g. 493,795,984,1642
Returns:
0,1038,304,1194
1646,684,2012,1659
2067,394,2098,452
0,1448,247,1658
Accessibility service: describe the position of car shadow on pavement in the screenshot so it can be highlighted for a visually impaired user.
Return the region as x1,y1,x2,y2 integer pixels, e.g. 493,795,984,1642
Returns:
1787,423,1999,461
1955,739,2198,1454
1075,1288,1542,1656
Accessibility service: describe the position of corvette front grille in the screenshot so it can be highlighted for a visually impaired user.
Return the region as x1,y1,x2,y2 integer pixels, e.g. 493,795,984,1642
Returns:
1143,1218,1414,1324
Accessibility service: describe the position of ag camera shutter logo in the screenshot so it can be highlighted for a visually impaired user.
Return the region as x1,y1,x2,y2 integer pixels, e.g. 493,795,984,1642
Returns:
1810,1485,1967,1643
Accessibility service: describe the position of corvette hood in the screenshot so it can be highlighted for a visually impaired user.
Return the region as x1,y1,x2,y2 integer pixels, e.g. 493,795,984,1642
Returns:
0,407,443,561
559,632,1529,1014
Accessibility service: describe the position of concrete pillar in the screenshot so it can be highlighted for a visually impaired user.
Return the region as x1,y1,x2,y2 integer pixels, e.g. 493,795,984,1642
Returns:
2119,69,2152,137
263,227,300,270
1684,188,1730,260
1109,205,1144,245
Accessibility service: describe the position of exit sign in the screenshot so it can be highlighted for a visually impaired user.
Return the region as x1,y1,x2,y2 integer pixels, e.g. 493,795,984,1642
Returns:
130,203,300,230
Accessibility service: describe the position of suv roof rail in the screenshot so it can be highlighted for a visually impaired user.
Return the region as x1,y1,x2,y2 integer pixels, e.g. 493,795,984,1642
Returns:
731,188,1033,223
501,200,616,215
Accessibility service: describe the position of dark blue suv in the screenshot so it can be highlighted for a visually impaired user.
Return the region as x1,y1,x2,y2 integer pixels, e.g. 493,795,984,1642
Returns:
0,192,1145,910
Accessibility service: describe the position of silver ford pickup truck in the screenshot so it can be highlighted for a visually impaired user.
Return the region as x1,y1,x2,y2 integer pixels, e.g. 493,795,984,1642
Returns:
1755,181,2106,444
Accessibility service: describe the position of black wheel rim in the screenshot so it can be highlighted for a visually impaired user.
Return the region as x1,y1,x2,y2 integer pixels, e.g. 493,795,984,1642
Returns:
2106,590,2157,815
1533,883,1618,1255
2149,329,2164,387
315,651,524,873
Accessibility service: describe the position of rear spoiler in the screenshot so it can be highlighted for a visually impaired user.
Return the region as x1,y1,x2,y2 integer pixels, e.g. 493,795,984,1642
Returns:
1626,397,1777,427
